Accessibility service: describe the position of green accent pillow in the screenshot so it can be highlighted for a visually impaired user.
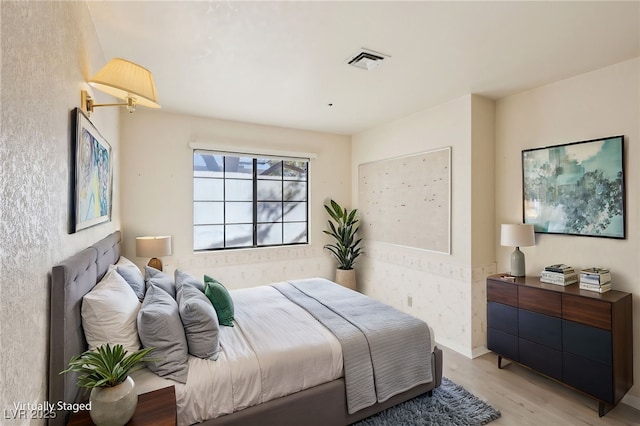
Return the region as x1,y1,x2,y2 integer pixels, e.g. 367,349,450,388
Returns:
204,275,235,327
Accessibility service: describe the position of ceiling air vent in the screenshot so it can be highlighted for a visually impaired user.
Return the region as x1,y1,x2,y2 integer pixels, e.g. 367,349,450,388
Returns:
347,48,389,70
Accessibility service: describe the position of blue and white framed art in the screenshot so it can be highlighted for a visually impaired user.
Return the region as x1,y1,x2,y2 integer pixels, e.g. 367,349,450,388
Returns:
71,108,113,232
522,135,625,239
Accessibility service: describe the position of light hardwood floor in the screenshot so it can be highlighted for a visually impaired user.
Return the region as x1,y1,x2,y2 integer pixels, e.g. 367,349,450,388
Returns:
440,345,640,425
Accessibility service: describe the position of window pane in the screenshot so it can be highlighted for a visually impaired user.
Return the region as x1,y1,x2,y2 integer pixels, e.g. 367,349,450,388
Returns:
225,179,253,201
194,151,309,251
257,180,282,201
225,224,253,247
257,159,282,180
194,225,224,250
284,181,306,201
225,156,253,179
194,153,224,178
194,202,223,224
284,222,307,244
283,202,306,221
226,202,253,224
257,201,282,222
258,223,283,246
284,160,307,180
194,178,223,201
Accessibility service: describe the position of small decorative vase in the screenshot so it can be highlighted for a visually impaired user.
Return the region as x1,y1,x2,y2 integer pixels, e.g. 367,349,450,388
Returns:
89,376,137,426
335,269,357,291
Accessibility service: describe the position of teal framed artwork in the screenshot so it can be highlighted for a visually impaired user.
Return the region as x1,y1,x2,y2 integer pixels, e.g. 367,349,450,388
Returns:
522,135,625,239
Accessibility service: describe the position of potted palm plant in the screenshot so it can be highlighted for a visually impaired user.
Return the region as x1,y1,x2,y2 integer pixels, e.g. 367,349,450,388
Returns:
323,199,363,290
61,343,155,426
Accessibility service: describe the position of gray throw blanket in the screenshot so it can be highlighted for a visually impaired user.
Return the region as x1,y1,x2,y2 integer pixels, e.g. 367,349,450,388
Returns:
272,278,432,414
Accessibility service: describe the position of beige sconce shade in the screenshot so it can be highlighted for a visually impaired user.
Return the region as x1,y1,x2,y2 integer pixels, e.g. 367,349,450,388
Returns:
136,236,172,271
82,58,160,114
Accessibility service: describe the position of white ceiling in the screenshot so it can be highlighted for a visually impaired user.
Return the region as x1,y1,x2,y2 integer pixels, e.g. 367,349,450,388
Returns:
87,1,640,135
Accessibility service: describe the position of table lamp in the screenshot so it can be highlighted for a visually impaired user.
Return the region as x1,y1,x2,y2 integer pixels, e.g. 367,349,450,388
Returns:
500,224,535,277
136,236,172,271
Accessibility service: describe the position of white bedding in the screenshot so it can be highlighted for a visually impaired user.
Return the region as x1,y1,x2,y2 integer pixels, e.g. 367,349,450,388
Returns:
132,285,343,426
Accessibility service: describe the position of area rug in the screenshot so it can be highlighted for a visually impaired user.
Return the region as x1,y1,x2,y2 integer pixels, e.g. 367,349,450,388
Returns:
352,377,501,426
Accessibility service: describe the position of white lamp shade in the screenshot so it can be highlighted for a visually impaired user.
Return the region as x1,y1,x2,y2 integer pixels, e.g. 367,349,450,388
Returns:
136,236,172,258
500,224,535,247
89,58,161,109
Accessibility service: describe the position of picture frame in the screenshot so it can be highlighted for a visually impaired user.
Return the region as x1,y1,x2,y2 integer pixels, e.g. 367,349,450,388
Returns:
522,135,625,239
71,108,113,233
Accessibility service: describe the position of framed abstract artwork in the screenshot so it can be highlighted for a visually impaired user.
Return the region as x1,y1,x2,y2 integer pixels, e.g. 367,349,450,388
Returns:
522,135,625,239
71,108,113,232
359,147,451,254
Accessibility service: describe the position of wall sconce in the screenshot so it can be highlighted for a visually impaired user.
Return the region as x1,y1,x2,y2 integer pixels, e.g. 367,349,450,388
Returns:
136,236,172,271
500,224,535,277
81,58,161,115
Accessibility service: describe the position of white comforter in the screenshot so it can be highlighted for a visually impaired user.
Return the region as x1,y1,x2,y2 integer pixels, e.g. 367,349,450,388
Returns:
131,285,343,426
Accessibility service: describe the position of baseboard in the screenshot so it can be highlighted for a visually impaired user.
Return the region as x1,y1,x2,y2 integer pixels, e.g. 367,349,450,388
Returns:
433,341,491,360
621,392,640,411
434,340,473,359
471,345,490,359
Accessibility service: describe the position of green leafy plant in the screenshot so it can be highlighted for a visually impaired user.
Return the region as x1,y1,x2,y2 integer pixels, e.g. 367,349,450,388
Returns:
323,199,363,270
60,344,155,388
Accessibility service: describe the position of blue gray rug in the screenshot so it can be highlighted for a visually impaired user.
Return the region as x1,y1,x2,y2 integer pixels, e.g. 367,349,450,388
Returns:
352,377,501,426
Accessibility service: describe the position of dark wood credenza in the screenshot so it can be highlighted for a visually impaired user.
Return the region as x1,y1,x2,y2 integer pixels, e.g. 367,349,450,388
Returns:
486,274,633,416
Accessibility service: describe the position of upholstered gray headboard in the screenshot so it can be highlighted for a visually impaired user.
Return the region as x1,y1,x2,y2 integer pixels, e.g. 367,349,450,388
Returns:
48,231,121,425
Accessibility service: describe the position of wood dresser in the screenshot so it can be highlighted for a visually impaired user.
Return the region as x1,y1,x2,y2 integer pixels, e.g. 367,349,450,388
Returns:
486,274,633,416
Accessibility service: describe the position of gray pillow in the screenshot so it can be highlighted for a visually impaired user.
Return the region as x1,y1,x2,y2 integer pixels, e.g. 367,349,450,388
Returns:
137,284,189,383
145,266,176,299
175,269,205,300
178,283,220,360
117,265,145,301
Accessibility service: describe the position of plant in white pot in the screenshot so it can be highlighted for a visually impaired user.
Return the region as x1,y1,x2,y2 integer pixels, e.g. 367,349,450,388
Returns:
323,199,363,290
61,343,155,426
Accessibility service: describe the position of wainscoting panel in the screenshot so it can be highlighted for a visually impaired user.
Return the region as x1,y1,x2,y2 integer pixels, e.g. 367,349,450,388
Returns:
358,241,495,357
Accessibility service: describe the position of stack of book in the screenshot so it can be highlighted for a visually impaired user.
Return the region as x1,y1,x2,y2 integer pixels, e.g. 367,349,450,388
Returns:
579,268,612,293
540,264,578,286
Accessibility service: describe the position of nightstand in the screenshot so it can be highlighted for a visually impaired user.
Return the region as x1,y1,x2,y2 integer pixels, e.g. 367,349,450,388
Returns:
67,386,176,426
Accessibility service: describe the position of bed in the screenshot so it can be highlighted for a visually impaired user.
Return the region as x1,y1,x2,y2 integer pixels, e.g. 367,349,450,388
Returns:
48,231,443,425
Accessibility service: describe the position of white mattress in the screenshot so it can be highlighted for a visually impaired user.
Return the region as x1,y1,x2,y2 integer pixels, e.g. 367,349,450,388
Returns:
132,285,343,426
132,284,436,426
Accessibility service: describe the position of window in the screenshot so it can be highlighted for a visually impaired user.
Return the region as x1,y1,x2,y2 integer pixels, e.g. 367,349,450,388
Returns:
193,150,309,251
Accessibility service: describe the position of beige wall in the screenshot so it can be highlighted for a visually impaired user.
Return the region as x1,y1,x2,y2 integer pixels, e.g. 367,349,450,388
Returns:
119,109,351,288
495,58,640,406
351,94,496,357
0,1,120,422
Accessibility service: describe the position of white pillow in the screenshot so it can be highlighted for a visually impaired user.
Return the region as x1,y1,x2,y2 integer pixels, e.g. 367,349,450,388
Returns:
114,257,145,301
82,269,142,353
116,256,142,274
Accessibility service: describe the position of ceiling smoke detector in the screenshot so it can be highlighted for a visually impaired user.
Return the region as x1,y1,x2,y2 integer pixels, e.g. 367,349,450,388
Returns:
347,48,390,70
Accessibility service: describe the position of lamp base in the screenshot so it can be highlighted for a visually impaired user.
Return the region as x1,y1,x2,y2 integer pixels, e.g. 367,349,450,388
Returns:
510,247,525,277
147,257,163,271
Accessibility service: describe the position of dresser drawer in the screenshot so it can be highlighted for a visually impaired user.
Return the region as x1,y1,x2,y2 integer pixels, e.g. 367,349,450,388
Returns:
563,352,613,403
520,338,562,381
488,302,518,335
487,328,518,362
519,286,561,317
519,309,561,350
487,280,517,307
562,320,612,365
562,294,611,330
